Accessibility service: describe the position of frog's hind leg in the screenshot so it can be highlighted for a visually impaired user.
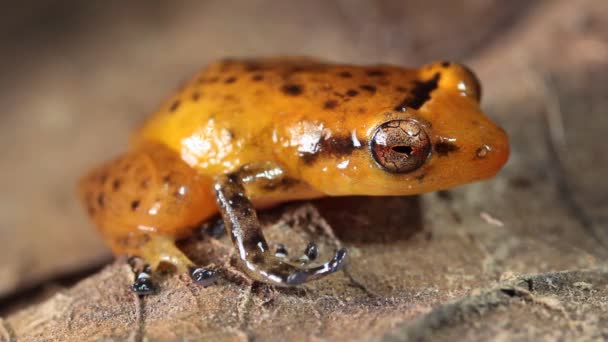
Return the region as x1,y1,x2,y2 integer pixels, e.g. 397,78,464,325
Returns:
79,142,221,293
214,174,347,286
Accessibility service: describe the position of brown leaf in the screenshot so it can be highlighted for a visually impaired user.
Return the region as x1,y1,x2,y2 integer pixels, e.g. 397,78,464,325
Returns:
2,0,608,340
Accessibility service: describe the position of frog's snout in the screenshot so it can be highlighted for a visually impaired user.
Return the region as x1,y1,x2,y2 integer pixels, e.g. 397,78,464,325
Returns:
476,130,510,178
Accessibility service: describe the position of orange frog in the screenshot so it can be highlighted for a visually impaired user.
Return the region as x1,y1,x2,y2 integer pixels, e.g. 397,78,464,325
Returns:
79,58,509,293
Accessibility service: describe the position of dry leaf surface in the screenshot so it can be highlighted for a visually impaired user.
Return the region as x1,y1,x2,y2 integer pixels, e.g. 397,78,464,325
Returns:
1,0,607,340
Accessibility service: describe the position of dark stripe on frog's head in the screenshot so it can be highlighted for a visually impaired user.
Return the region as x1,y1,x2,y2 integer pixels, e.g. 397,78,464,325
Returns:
434,141,459,156
394,73,441,112
299,135,365,165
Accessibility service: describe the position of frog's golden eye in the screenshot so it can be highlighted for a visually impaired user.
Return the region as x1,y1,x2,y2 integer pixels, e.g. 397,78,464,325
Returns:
370,119,431,173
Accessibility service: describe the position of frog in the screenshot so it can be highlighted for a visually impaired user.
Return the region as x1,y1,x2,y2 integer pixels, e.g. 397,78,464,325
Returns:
78,57,509,293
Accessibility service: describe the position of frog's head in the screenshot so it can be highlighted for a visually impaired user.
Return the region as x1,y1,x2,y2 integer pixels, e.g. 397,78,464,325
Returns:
298,62,509,196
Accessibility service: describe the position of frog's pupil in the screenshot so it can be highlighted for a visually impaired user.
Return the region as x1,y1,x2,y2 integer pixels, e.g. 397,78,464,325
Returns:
391,145,412,155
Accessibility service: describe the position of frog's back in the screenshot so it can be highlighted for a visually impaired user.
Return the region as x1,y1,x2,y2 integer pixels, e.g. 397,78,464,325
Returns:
134,57,431,175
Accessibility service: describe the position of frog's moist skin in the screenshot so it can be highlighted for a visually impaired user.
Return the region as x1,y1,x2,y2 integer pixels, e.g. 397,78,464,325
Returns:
79,58,509,289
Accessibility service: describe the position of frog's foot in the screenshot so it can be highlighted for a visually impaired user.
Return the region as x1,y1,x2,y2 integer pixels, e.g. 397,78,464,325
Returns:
250,248,347,286
128,257,157,295
268,242,346,284
132,267,157,295
214,174,348,286
128,235,217,294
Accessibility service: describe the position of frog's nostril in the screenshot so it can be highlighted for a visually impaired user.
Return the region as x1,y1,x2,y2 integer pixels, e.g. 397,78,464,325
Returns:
475,145,491,159
476,139,510,174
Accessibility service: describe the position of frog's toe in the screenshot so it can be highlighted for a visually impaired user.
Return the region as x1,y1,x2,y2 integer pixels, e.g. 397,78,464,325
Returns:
304,242,319,261
287,241,319,264
259,247,348,286
274,244,289,258
286,248,347,285
128,257,158,295
189,266,218,286
299,241,320,263
131,270,158,295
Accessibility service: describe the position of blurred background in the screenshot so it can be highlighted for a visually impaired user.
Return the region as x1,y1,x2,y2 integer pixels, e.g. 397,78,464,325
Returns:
0,0,606,335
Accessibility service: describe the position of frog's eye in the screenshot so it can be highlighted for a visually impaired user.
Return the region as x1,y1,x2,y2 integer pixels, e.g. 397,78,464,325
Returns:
370,119,431,173
457,64,482,102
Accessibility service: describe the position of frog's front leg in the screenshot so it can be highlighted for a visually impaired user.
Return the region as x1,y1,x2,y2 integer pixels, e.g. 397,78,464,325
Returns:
213,171,347,286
